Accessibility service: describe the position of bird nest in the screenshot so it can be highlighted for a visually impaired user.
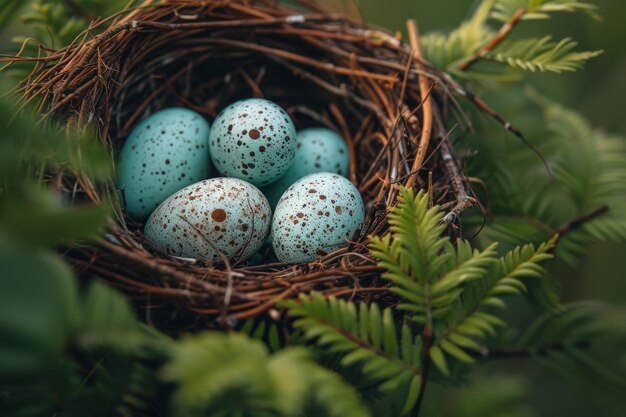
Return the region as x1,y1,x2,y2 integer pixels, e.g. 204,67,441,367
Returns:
13,0,484,330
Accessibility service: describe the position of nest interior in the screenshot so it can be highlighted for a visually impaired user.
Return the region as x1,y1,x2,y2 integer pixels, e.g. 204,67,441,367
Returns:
18,0,477,329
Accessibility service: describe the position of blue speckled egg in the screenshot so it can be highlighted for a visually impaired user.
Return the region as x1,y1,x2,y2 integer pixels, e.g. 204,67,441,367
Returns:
271,173,364,263
209,98,296,187
144,178,271,263
263,128,349,208
116,108,211,220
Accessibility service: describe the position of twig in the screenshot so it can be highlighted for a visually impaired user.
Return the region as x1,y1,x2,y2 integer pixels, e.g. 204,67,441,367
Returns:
474,341,591,360
430,109,477,226
457,8,526,72
406,19,433,188
554,205,610,239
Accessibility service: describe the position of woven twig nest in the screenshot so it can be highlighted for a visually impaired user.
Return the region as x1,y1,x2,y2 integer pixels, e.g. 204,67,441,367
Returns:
18,0,478,329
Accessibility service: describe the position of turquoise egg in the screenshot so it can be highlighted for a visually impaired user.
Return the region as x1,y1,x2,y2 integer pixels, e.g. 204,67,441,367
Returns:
271,173,364,263
144,178,271,263
263,128,349,208
209,98,296,187
116,108,211,220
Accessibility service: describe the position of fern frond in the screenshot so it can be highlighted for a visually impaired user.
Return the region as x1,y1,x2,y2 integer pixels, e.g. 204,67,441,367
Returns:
466,90,626,267
421,20,495,72
285,293,423,415
431,239,555,373
371,189,502,326
486,36,603,73
491,0,600,22
542,100,626,260
369,189,448,323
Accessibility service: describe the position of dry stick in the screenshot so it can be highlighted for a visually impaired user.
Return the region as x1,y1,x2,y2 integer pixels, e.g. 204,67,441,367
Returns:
434,118,477,226
405,19,433,189
554,205,610,240
457,8,526,72
473,341,591,360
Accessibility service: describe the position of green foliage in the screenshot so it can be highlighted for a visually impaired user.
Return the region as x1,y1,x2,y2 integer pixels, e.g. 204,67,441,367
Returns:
421,0,495,74
486,36,603,74
491,0,600,22
2,0,138,47
163,332,369,417
368,188,554,376
520,303,626,405
286,293,423,415
465,93,626,266
0,97,112,247
0,69,146,416
421,0,602,79
432,238,555,373
421,374,538,417
281,190,559,415
240,318,286,352
0,238,162,416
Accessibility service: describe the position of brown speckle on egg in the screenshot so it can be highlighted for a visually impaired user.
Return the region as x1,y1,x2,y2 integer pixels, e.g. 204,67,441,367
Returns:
211,209,227,222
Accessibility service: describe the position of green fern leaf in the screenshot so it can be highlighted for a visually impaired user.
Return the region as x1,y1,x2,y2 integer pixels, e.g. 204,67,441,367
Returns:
491,0,600,22
286,293,422,388
421,0,496,71
431,239,555,365
485,36,603,73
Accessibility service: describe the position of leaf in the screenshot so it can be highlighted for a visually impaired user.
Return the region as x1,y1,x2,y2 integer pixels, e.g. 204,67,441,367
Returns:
0,0,24,29
521,303,626,404
0,237,78,381
285,293,423,397
77,282,155,353
429,346,450,376
491,0,600,22
162,332,370,417
486,36,603,73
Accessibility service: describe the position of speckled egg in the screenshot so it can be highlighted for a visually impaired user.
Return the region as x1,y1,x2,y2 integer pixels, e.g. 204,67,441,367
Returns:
144,178,271,263
272,173,364,263
263,128,350,208
209,98,297,187
116,108,211,220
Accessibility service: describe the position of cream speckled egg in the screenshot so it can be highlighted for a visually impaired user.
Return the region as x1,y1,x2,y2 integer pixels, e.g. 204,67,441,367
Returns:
144,178,271,263
209,99,296,187
271,173,364,263
116,108,211,220
263,128,350,208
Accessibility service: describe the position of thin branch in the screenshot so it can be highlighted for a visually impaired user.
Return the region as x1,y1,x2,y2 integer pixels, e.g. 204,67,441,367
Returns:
457,8,526,72
474,341,591,360
554,205,610,238
406,19,433,188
